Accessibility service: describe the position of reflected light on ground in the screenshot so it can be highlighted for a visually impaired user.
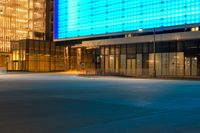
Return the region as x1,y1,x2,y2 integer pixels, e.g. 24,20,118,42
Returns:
64,70,97,75
65,70,85,75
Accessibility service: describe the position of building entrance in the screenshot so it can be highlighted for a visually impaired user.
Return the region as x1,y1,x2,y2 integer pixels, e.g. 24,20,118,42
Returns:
185,57,198,76
65,47,100,74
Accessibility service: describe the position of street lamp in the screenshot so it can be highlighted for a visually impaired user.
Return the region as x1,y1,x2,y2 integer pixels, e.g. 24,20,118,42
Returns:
138,29,143,32
138,28,156,78
152,28,156,78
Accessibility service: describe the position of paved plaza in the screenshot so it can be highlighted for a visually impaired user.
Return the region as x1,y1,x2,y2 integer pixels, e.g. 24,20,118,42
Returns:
0,73,200,133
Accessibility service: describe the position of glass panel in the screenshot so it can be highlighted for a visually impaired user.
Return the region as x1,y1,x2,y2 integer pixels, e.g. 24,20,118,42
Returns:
169,53,177,76
185,57,191,76
101,47,105,55
101,56,105,70
76,48,81,70
115,55,120,73
109,55,115,73
127,59,132,76
136,54,142,76
120,45,126,55
127,59,136,76
105,47,109,55
116,46,120,55
105,56,109,73
177,52,184,76
162,53,169,76
156,53,162,76
149,53,154,76
110,47,115,55
142,54,149,75
192,57,198,76
132,59,136,76
120,55,126,75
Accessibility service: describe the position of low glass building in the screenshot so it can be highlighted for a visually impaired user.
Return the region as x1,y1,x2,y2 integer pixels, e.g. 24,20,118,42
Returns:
54,0,200,78
11,39,65,72
98,38,200,77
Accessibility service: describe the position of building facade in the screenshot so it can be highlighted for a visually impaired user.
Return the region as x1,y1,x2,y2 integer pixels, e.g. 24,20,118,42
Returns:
46,0,54,41
96,33,200,78
0,0,66,72
54,0,200,78
11,39,64,72
0,0,46,52
0,0,46,70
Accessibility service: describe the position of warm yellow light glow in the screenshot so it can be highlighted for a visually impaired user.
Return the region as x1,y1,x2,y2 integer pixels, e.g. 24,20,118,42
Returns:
65,71,85,75
0,0,45,53
191,27,199,32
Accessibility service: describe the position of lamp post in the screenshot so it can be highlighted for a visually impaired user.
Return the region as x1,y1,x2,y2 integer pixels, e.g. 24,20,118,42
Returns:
139,28,156,78
153,28,156,78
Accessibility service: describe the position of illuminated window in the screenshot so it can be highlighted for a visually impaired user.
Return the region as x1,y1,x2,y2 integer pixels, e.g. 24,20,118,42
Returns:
0,0,45,53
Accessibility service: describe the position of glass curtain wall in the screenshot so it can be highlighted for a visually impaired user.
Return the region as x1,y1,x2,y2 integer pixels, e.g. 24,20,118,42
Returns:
66,47,98,72
11,40,65,72
100,40,200,77
0,0,45,53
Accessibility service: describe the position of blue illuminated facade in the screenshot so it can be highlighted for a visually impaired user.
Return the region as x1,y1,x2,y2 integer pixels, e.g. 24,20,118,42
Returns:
54,0,200,40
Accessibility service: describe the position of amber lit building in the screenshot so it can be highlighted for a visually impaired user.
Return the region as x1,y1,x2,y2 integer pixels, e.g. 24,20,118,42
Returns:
0,0,45,70
0,0,45,52
0,0,65,72
11,39,64,72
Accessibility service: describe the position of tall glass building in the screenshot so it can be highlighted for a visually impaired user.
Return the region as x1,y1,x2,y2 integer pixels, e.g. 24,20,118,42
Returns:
0,0,46,52
0,0,46,70
54,0,200,78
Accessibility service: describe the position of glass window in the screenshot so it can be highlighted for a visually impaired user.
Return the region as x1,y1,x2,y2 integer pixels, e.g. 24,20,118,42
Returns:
161,53,169,76
137,44,143,54
120,55,126,74
156,53,162,76
136,54,142,76
105,47,109,55
109,55,115,73
120,45,126,55
101,47,105,55
177,52,184,76
169,53,177,76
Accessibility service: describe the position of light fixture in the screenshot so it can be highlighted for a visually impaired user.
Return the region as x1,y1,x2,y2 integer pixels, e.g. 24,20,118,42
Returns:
138,29,143,32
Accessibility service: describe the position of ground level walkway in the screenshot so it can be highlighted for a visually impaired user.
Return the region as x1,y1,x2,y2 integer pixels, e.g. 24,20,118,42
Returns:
0,73,200,133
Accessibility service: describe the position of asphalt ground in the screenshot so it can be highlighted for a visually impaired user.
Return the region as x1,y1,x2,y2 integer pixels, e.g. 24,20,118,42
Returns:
0,73,200,133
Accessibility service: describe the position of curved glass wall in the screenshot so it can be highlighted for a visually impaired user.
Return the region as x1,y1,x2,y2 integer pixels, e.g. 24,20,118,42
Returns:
55,0,200,40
